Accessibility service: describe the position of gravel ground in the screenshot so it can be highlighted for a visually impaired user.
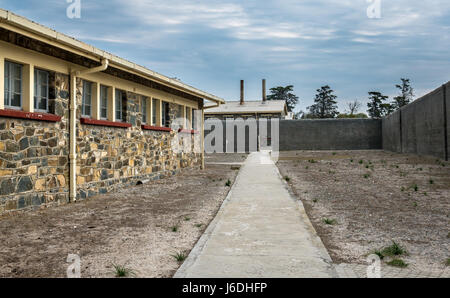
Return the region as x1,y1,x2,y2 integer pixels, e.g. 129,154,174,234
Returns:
0,156,240,278
277,150,450,274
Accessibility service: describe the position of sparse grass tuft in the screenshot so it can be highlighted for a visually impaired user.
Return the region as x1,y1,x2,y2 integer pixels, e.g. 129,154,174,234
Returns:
381,241,407,257
284,176,291,182
322,218,337,225
359,160,364,164
112,263,135,278
363,173,370,179
312,198,318,203
172,252,187,263
171,225,179,232
308,159,317,164
387,259,408,268
373,250,384,260
332,152,337,156
429,179,434,185
413,184,418,192
184,217,191,221
195,223,203,228
446,258,450,266
225,179,232,187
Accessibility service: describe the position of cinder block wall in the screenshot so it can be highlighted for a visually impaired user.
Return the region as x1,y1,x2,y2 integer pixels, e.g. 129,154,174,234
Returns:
382,82,449,160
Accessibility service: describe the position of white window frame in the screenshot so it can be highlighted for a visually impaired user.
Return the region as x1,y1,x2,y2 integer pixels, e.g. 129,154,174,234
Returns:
4,60,23,110
141,96,148,124
82,80,92,117
100,85,108,120
34,68,49,112
115,89,125,122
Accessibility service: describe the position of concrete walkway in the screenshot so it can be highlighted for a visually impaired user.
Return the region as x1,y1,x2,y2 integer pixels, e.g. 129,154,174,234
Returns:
175,151,337,278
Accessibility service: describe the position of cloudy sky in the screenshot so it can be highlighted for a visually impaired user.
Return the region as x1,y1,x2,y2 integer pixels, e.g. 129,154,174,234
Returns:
1,0,449,114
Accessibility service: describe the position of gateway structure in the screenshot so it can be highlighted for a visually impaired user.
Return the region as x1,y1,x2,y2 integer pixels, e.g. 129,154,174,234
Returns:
0,10,224,214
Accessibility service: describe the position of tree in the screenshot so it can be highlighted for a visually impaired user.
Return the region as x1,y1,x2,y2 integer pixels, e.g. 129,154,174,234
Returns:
367,91,393,118
392,78,414,110
307,85,339,118
337,113,368,119
267,85,299,112
347,100,362,116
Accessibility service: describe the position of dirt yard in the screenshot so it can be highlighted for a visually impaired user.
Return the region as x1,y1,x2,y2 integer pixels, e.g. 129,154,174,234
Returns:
277,150,449,273
0,155,241,278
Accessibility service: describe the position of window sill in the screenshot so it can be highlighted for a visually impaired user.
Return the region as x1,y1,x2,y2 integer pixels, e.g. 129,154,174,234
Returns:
141,125,172,132
80,117,132,128
178,129,200,134
0,109,62,122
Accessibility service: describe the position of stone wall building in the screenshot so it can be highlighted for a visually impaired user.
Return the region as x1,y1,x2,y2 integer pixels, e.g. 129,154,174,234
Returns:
0,10,224,215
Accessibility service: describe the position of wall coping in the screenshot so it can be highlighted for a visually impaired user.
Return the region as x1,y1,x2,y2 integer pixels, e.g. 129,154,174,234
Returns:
80,117,132,128
178,129,200,134
141,125,172,132
0,109,62,122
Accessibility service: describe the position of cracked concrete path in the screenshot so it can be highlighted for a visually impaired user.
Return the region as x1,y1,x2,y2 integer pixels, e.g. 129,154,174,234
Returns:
175,151,337,278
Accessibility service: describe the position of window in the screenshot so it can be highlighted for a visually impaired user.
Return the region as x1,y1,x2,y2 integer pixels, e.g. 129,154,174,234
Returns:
100,85,108,119
141,96,148,124
152,98,157,125
115,89,126,122
34,68,49,112
82,80,92,117
191,109,197,130
4,61,22,109
161,101,170,127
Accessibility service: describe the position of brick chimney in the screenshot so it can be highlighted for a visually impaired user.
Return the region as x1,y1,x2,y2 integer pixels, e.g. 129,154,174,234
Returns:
240,80,244,105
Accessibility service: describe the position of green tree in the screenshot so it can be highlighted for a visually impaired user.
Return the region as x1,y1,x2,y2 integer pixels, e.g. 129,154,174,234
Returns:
267,85,299,112
307,85,339,118
392,78,414,110
337,113,368,119
367,91,393,118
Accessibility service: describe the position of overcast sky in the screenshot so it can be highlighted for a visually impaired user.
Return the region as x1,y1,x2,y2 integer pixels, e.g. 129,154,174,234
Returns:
1,0,449,114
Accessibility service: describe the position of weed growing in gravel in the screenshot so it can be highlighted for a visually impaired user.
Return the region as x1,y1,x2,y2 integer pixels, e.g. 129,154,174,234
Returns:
381,241,407,257
373,250,384,260
171,225,179,232
332,152,337,156
350,159,354,163
195,224,203,228
305,166,309,170
322,218,337,225
363,174,370,179
429,179,434,185
313,198,318,203
184,217,191,221
413,184,419,192
225,179,232,187
112,264,136,278
387,259,408,268
401,187,405,192
413,202,418,208
172,252,187,263
446,258,450,266
308,159,317,164
359,160,364,164
284,176,291,182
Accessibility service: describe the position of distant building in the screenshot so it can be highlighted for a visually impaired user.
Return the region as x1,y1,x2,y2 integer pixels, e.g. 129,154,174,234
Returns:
205,80,288,120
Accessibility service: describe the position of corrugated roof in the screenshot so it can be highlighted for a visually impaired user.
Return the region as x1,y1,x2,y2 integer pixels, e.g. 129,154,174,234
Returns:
205,100,286,114
0,9,224,104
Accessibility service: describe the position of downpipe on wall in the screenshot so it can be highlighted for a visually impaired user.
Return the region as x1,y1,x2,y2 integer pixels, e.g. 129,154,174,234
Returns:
69,59,109,202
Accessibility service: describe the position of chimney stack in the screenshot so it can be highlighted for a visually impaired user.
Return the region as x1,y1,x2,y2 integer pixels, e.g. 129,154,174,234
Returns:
262,79,267,103
240,80,244,105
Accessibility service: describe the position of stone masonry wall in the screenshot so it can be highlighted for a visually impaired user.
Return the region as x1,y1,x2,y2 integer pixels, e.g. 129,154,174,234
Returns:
0,74,201,215
0,73,70,214
73,79,201,200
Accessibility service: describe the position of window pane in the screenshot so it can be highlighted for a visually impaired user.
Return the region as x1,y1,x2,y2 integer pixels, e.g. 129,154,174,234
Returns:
11,93,21,107
142,97,147,123
38,97,47,111
152,99,157,125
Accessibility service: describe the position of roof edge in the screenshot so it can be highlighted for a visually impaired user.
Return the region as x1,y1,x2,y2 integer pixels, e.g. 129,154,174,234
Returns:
0,9,225,104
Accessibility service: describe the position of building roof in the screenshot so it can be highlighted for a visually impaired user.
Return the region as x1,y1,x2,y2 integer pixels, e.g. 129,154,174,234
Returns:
0,9,224,104
205,100,287,115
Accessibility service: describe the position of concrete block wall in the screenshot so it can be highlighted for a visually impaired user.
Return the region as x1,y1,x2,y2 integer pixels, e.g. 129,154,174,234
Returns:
382,82,449,160
279,119,382,151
